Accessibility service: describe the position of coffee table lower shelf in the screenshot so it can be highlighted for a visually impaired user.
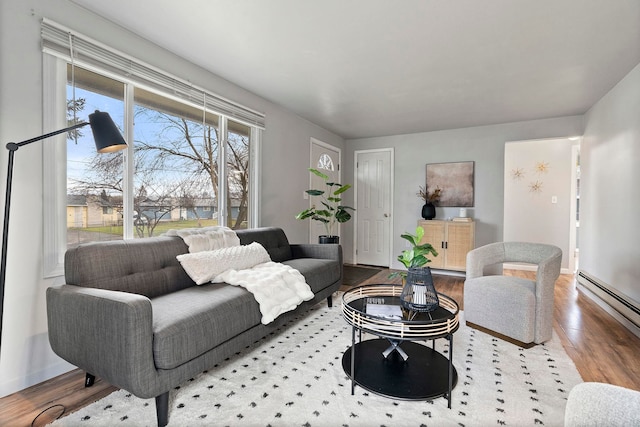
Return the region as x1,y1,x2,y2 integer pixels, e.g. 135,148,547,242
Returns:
341,339,458,401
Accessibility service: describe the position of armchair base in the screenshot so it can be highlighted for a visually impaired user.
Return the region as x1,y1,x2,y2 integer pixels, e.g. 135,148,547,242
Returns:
465,321,536,349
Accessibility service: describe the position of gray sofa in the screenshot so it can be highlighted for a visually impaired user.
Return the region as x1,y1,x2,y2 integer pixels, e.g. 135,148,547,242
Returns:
46,227,342,426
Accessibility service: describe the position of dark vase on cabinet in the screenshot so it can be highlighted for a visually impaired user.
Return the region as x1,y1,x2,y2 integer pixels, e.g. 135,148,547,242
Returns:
421,203,436,220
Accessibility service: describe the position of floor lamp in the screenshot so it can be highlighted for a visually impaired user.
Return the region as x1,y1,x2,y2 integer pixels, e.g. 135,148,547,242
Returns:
0,110,127,354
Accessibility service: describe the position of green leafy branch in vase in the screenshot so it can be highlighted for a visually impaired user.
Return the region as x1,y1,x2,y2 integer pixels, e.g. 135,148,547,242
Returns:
389,226,438,280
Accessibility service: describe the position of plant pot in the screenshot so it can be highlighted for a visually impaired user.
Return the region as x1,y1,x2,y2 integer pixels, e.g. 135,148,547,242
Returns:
421,203,436,220
319,235,339,244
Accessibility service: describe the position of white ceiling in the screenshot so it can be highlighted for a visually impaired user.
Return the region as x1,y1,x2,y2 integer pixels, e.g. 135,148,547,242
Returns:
72,0,640,139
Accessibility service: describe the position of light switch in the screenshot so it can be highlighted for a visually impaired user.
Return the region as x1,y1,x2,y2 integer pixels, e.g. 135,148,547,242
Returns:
551,196,558,204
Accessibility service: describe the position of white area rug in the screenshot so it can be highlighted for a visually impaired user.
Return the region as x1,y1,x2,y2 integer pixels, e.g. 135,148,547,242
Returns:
53,296,583,426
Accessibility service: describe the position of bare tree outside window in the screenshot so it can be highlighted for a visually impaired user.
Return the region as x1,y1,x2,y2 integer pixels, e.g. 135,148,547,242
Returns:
134,108,219,231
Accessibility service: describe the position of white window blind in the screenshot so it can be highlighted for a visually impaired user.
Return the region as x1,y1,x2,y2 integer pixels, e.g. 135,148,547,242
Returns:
41,18,265,129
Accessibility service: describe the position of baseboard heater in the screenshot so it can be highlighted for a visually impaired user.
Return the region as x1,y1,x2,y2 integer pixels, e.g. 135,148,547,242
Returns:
577,270,640,329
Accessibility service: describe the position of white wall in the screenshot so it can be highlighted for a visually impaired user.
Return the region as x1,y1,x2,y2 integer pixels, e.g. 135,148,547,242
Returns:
581,62,640,305
343,117,583,269
504,138,579,272
0,0,343,396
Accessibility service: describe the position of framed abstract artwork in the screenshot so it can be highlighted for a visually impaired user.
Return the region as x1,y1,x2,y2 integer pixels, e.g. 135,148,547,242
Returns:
426,161,475,207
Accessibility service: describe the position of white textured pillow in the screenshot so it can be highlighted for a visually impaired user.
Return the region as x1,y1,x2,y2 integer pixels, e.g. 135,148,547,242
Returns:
177,242,271,285
176,226,240,253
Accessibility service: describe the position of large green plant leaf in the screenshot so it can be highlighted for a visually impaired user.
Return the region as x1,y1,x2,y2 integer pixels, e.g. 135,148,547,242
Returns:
335,208,352,223
309,168,328,180
333,184,352,195
295,209,315,220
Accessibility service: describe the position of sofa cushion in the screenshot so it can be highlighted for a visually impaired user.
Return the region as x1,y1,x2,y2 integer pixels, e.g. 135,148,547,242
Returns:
283,258,341,294
151,256,339,369
237,227,293,262
151,284,262,369
65,236,193,299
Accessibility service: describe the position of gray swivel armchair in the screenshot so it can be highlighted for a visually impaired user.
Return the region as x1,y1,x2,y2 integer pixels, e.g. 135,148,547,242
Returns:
463,242,562,346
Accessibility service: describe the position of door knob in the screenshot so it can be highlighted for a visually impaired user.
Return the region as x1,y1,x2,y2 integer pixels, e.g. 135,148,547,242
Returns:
383,213,389,217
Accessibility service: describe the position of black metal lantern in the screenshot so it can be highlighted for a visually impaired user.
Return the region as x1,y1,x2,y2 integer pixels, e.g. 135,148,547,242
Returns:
400,267,439,316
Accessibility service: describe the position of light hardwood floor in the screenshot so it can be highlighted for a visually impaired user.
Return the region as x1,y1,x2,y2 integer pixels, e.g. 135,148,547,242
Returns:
2,269,639,426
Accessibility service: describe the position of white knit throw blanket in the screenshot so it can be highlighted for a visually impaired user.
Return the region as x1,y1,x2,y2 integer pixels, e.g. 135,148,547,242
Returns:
172,228,313,324
214,261,314,325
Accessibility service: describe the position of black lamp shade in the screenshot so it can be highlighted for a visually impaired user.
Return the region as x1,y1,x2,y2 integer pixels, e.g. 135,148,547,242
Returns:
88,110,127,153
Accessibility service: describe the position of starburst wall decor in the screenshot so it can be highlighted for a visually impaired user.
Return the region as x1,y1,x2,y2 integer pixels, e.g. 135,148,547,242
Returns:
529,180,543,193
511,168,525,180
511,162,549,195
535,161,549,174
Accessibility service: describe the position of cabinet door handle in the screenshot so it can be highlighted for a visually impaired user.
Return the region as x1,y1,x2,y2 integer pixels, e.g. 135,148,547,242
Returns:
441,241,445,249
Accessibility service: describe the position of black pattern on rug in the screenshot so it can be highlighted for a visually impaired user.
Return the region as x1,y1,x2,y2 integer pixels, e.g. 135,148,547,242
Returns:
53,296,582,427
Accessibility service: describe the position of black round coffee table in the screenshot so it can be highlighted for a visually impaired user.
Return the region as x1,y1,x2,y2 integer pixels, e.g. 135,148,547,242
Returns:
341,284,459,407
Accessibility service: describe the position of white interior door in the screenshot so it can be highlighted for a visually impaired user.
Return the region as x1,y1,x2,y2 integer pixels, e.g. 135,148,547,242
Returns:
309,139,341,243
355,149,393,266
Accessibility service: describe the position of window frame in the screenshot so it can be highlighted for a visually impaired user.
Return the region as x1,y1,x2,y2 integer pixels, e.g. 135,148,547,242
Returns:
42,23,262,277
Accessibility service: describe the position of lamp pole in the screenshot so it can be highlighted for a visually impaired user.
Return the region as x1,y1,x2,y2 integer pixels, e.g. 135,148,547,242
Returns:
0,110,126,357
0,122,90,354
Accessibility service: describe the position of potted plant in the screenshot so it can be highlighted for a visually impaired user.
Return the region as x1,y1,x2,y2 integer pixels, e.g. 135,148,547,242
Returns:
417,185,441,220
295,168,355,243
388,226,438,280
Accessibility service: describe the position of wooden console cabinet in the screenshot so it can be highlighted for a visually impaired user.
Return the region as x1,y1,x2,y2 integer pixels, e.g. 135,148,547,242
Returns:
418,219,475,272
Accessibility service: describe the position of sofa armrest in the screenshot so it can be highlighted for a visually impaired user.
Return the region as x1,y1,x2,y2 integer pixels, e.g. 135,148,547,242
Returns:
46,285,157,394
290,243,342,263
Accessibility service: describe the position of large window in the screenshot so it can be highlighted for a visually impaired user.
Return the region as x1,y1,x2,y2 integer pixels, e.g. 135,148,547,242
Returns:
65,66,255,247
42,20,263,275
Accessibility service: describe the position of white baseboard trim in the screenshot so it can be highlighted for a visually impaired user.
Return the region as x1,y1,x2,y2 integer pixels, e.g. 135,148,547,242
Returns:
577,283,640,340
576,270,640,340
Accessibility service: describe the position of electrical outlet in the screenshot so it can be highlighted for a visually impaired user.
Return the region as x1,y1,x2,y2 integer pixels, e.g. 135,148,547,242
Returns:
551,196,558,204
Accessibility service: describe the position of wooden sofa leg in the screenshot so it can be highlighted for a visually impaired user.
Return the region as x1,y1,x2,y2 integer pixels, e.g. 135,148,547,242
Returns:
84,373,95,387
156,392,169,427
327,295,333,307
